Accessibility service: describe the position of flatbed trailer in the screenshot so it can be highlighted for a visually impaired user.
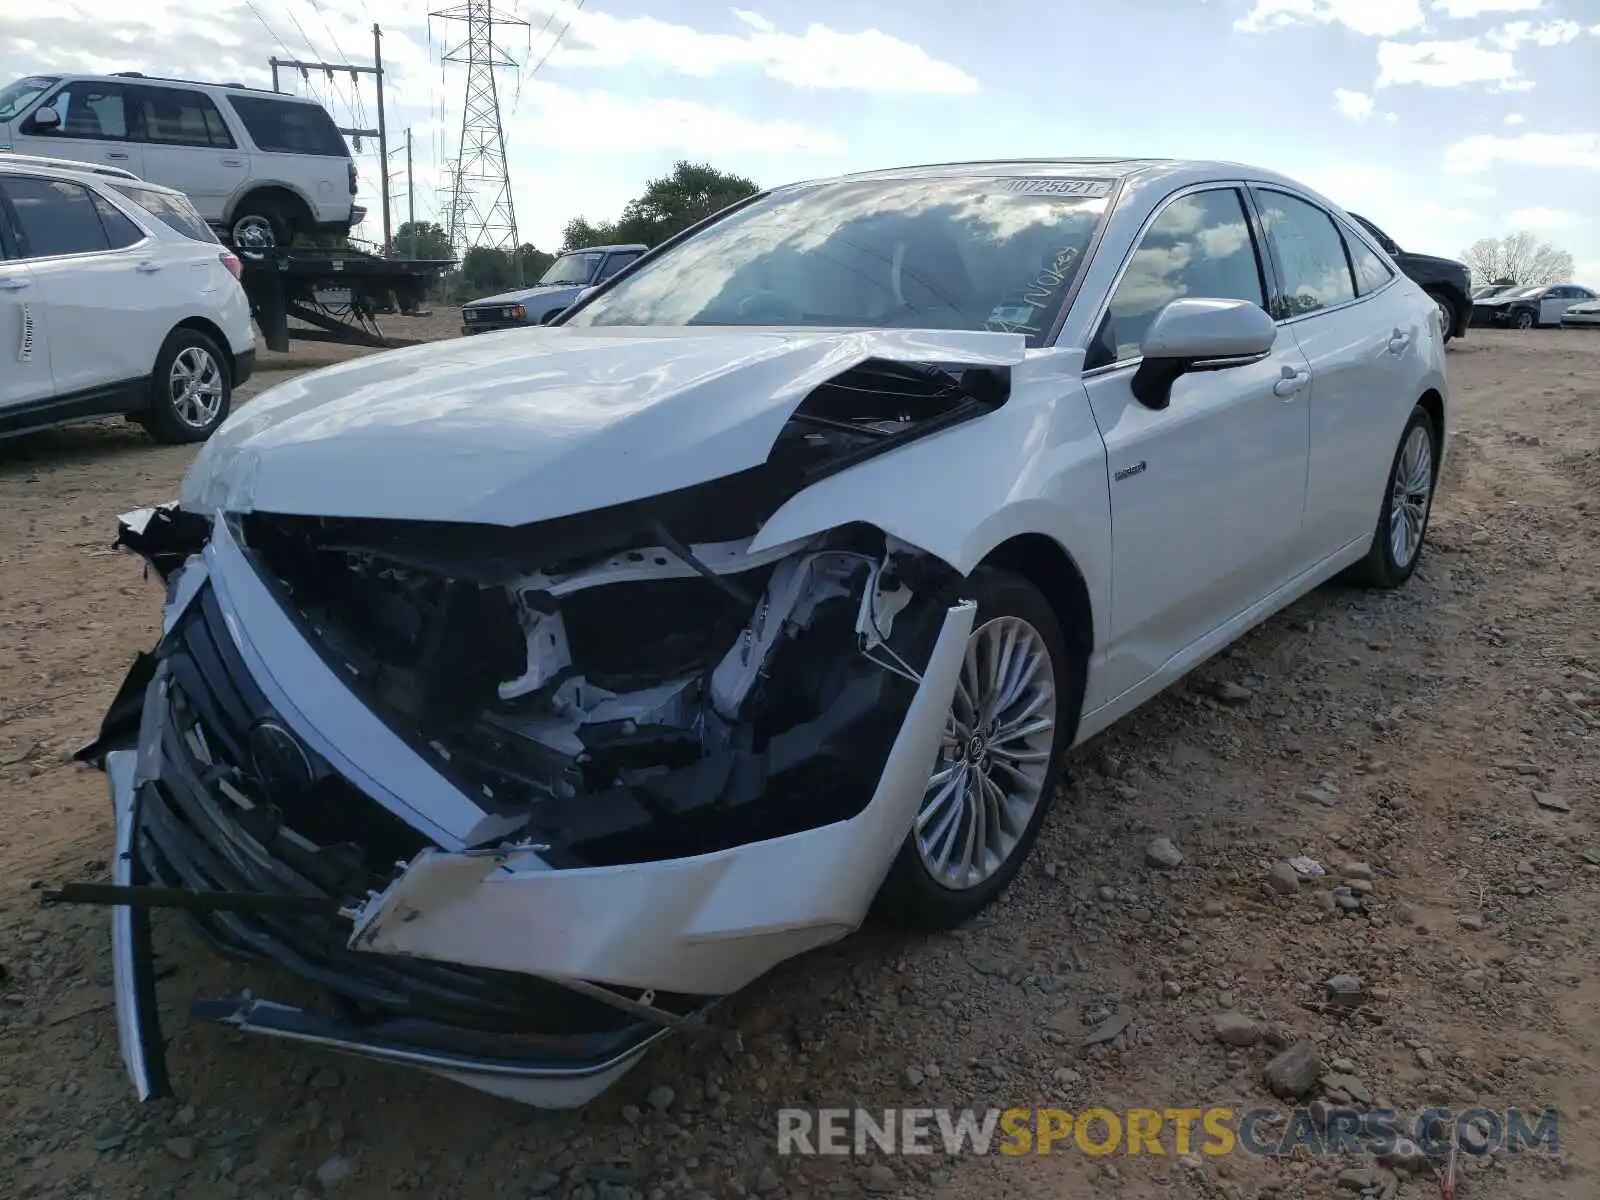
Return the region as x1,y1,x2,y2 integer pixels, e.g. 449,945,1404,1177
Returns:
239,247,456,353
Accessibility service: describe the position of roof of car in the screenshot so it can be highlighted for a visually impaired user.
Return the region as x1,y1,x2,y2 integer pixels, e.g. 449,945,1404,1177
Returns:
567,243,648,254
0,155,186,198
777,157,1320,196
39,70,318,101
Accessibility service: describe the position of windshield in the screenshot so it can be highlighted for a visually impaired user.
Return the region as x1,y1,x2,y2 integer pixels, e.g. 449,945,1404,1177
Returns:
1505,285,1546,298
564,176,1113,345
1472,285,1506,298
0,76,57,121
539,251,603,286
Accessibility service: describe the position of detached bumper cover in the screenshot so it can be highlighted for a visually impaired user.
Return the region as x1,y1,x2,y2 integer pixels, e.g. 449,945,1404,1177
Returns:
93,518,976,1105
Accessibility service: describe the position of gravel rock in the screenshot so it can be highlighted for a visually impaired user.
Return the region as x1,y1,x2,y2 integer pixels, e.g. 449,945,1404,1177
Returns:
865,1162,897,1193
1212,1013,1260,1046
646,1084,676,1113
1215,681,1254,705
1144,837,1184,869
315,1154,356,1190
1084,1007,1134,1046
164,1136,196,1161
1263,1041,1322,1099
1266,862,1302,895
1325,974,1369,1008
1534,792,1571,813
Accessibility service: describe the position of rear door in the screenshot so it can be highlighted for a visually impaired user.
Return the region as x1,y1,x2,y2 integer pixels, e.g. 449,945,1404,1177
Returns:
222,94,352,225
0,172,162,394
1541,286,1580,325
124,84,245,222
0,203,53,411
11,81,144,177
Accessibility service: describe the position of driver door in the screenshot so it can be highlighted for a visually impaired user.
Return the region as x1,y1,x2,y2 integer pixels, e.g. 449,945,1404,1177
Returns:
1541,287,1574,325
1081,185,1311,701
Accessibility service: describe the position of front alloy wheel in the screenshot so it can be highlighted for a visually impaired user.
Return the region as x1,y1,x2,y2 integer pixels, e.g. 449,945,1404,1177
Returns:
916,615,1057,890
1514,309,1535,330
876,568,1077,930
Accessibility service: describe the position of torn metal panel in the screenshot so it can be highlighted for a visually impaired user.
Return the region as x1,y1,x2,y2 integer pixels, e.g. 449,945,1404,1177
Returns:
346,599,975,996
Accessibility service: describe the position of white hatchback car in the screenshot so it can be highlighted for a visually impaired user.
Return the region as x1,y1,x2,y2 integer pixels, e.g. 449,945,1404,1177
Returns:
0,157,255,442
75,158,1445,1108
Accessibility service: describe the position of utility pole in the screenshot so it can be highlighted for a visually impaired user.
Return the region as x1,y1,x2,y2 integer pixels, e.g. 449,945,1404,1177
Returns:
431,0,525,279
372,24,391,252
266,48,386,241
406,130,416,257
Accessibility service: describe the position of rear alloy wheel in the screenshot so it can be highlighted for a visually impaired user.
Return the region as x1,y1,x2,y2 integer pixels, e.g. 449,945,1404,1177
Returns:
876,568,1078,930
143,329,232,444
230,203,291,256
1514,308,1536,330
1347,405,1437,589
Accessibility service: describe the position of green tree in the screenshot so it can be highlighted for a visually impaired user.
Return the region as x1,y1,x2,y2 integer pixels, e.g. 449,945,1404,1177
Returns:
395,220,453,261
461,246,516,296
561,161,760,251
515,243,555,282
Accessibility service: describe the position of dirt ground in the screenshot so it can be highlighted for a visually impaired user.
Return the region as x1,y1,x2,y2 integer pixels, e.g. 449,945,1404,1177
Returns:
0,324,1596,1200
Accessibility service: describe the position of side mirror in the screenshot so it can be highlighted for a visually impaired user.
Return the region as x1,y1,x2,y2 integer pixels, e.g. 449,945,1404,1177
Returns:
1131,298,1277,411
30,106,61,131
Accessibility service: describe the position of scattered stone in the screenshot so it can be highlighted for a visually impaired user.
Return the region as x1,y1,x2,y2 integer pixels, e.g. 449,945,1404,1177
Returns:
756,1164,780,1192
529,1172,561,1195
1264,1041,1322,1099
1320,1073,1373,1106
1084,1007,1134,1046
1459,913,1485,931
1534,792,1570,813
1299,788,1339,807
1342,862,1374,880
1267,862,1302,895
647,1085,676,1113
1161,980,1182,998
903,1065,924,1088
1216,681,1253,705
1145,837,1184,869
1289,856,1325,878
93,1130,126,1153
1202,899,1228,917
1581,844,1600,867
1336,1167,1375,1192
1212,1013,1260,1047
865,1162,897,1193
309,1067,343,1092
165,1136,196,1161
1324,975,1369,1008
1378,1139,1429,1174
315,1154,356,1190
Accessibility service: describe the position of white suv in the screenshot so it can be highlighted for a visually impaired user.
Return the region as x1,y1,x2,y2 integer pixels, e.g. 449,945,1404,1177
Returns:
0,157,256,442
0,73,363,252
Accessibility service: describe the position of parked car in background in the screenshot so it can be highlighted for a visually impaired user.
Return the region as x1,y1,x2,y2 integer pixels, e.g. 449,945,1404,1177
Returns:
1347,212,1472,342
1474,283,1598,329
78,157,1448,1109
1559,297,1600,329
0,158,254,441
1473,283,1517,301
460,243,647,333
0,72,363,251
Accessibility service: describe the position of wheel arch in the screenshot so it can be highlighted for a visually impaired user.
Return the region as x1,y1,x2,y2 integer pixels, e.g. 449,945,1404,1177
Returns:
158,317,236,383
1415,387,1445,468
226,184,314,230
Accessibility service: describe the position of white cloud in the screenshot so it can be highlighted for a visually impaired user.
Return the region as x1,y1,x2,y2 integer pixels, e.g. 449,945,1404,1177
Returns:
1376,38,1519,87
1506,206,1580,229
1489,19,1581,48
1334,88,1376,119
1576,259,1600,285
1444,131,1600,172
1235,0,1425,37
1455,181,1498,198
1505,112,1526,124
541,5,979,94
504,79,843,155
1432,0,1545,16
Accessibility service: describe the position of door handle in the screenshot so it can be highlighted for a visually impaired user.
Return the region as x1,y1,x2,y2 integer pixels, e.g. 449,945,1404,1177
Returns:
136,261,163,273
221,158,244,167
0,276,29,291
1272,367,1310,398
106,151,130,160
1388,328,1411,354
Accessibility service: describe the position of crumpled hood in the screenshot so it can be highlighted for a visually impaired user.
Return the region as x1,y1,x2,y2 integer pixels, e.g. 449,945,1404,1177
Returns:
182,326,1027,526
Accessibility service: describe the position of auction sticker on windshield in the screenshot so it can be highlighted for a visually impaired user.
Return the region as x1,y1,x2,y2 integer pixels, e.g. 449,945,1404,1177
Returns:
995,178,1115,198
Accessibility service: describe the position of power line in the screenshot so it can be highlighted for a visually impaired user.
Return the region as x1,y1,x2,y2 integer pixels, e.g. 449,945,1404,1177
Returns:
244,0,296,59
511,0,585,118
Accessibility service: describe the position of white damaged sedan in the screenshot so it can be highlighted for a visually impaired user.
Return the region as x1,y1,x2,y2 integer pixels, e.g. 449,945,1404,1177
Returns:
66,158,1448,1107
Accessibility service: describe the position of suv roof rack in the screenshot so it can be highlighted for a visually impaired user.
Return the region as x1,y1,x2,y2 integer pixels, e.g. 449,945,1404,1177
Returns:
0,151,141,181
101,71,281,95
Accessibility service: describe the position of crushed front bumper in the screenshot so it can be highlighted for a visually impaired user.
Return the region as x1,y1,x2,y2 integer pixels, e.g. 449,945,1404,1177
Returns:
85,518,975,1105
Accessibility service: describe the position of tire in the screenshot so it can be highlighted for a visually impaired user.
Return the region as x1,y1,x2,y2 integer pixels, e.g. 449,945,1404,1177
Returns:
229,199,293,255
1430,291,1459,343
1513,308,1536,330
1346,405,1437,589
142,328,232,445
874,568,1082,931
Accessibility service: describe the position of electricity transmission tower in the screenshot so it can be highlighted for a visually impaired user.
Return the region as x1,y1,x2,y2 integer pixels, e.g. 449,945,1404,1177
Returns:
430,0,525,265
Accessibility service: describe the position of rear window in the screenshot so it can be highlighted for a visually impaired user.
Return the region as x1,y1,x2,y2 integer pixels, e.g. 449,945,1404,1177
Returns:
111,184,219,243
225,95,348,157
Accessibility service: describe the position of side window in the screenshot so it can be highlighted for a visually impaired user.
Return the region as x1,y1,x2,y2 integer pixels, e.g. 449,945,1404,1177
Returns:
597,251,640,281
1255,189,1357,318
1097,187,1267,364
1342,225,1395,296
110,185,219,243
225,96,348,156
127,86,236,149
1,176,112,257
90,193,145,249
26,84,129,140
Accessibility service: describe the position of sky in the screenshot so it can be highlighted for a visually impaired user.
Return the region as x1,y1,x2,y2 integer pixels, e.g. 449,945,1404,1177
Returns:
2,0,1597,280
